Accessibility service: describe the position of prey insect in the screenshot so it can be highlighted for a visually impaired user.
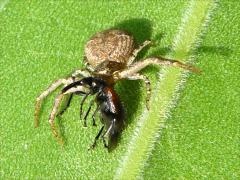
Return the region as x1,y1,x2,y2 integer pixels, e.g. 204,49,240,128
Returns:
34,29,200,150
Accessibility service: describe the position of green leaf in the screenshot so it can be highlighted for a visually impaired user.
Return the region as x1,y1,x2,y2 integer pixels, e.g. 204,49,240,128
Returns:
143,1,240,179
115,1,216,179
1,0,238,179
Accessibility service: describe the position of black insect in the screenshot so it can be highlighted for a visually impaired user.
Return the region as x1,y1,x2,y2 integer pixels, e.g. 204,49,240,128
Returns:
61,77,124,150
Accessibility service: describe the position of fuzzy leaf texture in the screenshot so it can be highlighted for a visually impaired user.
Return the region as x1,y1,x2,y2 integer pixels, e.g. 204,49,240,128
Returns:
0,0,239,179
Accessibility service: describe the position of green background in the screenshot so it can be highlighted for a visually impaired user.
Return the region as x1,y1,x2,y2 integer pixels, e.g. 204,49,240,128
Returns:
144,1,240,179
0,0,239,179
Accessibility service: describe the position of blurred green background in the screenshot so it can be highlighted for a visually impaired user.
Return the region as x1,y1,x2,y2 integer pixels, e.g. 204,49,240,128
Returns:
0,0,239,179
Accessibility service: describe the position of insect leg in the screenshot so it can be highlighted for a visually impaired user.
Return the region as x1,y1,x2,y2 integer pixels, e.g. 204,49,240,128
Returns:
92,104,100,126
80,92,91,119
88,126,104,150
57,93,73,116
83,99,94,127
101,123,114,148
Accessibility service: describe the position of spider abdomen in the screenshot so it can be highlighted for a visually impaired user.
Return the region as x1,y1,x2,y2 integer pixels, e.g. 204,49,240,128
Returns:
85,29,135,68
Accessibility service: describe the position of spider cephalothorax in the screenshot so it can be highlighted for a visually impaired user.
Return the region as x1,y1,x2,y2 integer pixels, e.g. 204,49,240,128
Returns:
34,29,200,150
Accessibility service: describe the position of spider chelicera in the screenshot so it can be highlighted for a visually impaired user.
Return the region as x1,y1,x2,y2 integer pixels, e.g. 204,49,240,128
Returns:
34,29,200,150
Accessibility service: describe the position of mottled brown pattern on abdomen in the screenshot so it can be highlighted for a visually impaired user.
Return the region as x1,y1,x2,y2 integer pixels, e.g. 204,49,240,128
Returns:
85,29,135,69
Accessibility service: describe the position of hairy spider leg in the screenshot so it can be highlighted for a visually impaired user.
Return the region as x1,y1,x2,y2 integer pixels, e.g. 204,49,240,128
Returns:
61,80,92,123
34,78,74,128
55,85,93,126
71,69,91,78
119,57,201,79
35,68,90,128
49,83,90,144
127,40,152,66
113,57,200,111
57,93,73,116
126,74,151,110
49,93,65,144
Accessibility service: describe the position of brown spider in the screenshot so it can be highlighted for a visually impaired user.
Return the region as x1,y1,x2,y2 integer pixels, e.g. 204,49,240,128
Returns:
34,29,200,150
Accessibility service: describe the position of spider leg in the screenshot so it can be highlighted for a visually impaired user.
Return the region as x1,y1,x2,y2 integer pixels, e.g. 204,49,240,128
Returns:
34,78,74,128
126,74,151,110
61,80,91,121
88,125,104,150
57,93,73,117
49,93,65,144
127,40,152,66
49,82,90,144
46,69,89,118
83,99,95,127
116,57,201,80
71,69,91,78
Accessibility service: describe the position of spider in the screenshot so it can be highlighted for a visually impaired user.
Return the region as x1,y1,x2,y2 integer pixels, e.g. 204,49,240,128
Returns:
34,29,200,150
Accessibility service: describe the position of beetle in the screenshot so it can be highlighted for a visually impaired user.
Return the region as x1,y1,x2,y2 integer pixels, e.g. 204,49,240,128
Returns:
34,29,200,150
